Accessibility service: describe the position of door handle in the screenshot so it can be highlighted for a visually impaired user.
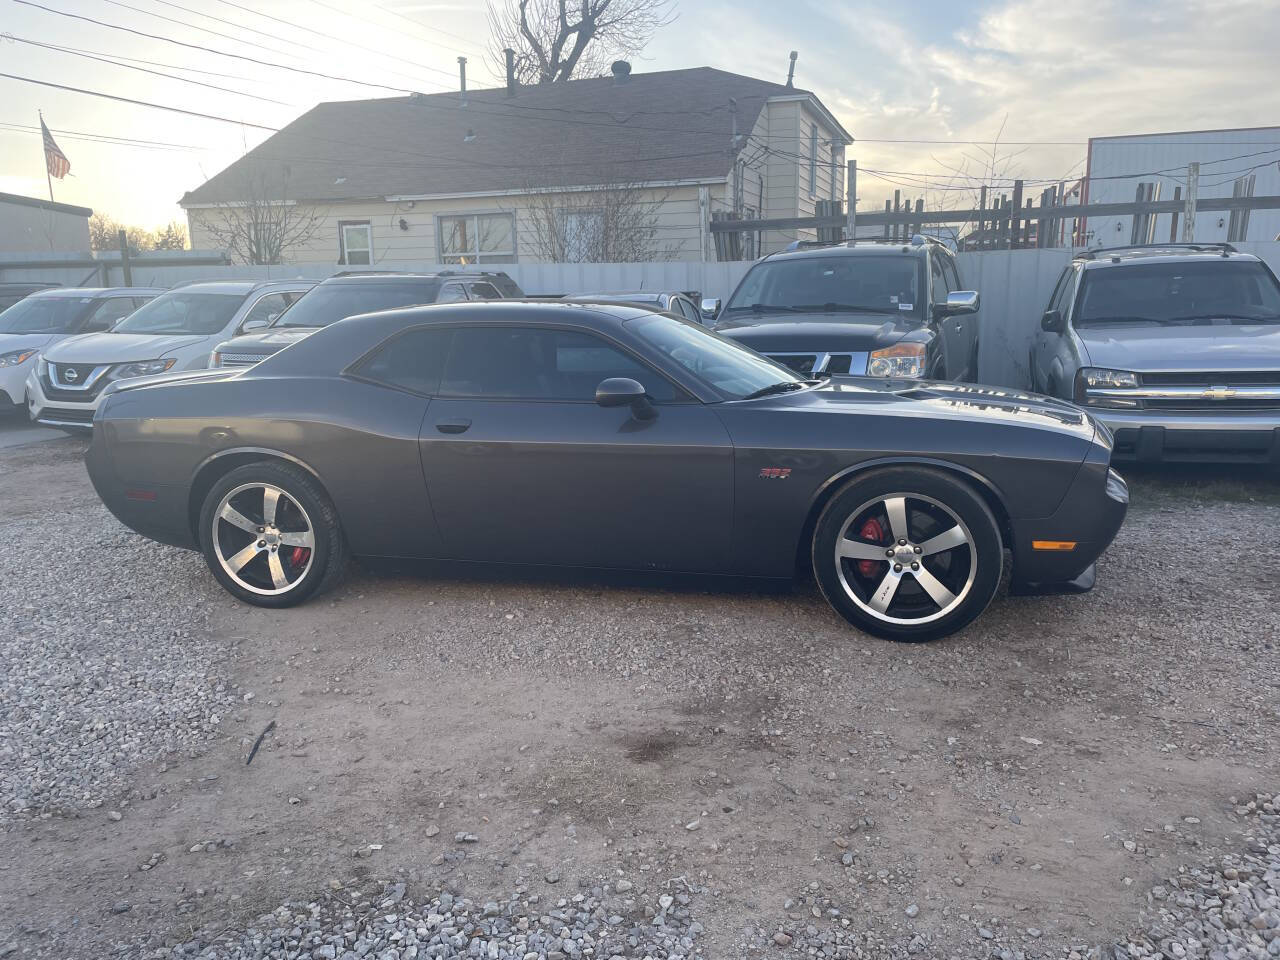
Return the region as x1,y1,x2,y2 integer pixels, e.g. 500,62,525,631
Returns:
435,418,472,434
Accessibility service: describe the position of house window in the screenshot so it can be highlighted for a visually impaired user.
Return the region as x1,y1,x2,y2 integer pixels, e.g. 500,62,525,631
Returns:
437,213,515,264
339,221,372,266
561,211,603,262
806,123,818,197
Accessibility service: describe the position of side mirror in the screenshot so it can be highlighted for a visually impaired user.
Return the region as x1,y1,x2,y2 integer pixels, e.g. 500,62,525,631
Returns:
700,298,721,323
933,290,980,318
595,377,656,421
241,318,269,332
1041,308,1066,333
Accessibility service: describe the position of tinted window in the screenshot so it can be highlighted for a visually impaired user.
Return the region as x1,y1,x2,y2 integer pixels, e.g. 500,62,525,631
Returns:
440,327,679,401
84,297,138,331
356,326,453,394
437,284,469,303
113,291,246,335
1075,260,1280,326
725,255,924,318
673,297,700,323
1046,266,1073,312
0,296,94,334
241,293,292,328
930,255,948,304
467,282,502,300
274,282,442,328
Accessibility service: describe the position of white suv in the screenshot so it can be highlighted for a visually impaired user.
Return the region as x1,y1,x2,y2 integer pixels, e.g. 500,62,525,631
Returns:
27,279,313,431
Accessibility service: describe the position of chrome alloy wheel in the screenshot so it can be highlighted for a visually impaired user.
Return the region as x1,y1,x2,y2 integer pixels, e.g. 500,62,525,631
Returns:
211,482,316,596
833,493,977,626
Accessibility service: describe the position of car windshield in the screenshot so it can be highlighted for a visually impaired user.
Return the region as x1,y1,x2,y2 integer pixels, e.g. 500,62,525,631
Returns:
274,281,442,328
626,313,803,399
0,296,93,334
113,291,246,335
724,255,924,318
1075,260,1280,326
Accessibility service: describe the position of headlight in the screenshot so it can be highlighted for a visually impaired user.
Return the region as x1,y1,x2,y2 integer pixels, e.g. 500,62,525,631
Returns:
110,358,177,380
0,349,37,367
867,343,927,378
1074,367,1139,406
210,352,222,368
37,357,49,378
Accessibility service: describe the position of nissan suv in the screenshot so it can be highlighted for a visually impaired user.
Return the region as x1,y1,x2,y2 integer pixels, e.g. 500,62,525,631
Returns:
710,236,981,381
210,270,524,367
1030,243,1280,463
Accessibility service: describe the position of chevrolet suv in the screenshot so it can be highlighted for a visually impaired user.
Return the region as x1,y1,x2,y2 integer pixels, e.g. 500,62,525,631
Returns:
710,236,981,381
210,270,523,367
1030,243,1280,463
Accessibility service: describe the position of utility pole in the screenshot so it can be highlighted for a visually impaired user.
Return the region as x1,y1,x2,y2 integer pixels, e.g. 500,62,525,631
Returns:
845,159,857,241
1181,162,1199,242
118,229,132,287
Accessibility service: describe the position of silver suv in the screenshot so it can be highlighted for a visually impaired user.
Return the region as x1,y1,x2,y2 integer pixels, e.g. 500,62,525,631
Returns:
1031,243,1280,463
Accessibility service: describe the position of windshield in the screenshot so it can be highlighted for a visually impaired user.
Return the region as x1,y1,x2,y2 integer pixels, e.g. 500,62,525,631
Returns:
626,313,803,399
0,296,93,334
113,291,246,335
1076,260,1280,326
724,255,924,318
274,281,442,328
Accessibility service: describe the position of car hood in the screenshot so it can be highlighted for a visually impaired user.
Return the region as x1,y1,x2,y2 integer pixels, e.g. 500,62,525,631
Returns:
760,376,1096,442
42,332,209,363
218,327,319,352
1078,323,1280,372
0,332,57,353
715,311,923,351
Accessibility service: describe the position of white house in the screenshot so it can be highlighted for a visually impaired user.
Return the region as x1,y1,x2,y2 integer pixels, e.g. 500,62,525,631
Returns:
1080,125,1280,247
181,65,852,265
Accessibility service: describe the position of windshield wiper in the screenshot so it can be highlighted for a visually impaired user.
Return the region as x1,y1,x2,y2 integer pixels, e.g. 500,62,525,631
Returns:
1076,315,1175,326
740,381,810,400
1166,313,1280,324
793,303,902,315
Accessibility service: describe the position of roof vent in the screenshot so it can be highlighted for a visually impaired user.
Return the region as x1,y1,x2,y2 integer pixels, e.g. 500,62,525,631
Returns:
610,60,631,82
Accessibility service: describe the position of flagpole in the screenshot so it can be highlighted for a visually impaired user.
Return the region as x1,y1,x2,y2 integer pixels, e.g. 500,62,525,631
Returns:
40,110,54,202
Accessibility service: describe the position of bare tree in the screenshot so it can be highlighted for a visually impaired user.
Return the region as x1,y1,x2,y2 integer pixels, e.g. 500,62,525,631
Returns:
487,0,675,85
190,161,325,265
518,178,678,262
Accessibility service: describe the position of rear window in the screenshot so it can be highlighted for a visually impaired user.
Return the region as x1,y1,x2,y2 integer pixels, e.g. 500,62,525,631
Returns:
275,281,442,328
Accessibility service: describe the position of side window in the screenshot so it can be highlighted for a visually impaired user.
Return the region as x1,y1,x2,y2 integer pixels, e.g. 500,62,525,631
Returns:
930,255,948,305
241,293,290,329
942,259,961,294
436,283,469,303
440,327,680,402
1060,266,1082,322
674,298,700,323
466,282,502,300
1046,266,1073,312
355,326,453,395
83,296,138,331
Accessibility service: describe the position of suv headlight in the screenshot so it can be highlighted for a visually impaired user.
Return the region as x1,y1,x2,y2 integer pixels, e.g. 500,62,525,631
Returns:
867,343,927,378
109,358,177,381
0,349,37,368
1074,367,1140,407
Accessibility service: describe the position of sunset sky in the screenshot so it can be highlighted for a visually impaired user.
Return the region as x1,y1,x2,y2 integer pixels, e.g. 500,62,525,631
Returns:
2,0,1277,231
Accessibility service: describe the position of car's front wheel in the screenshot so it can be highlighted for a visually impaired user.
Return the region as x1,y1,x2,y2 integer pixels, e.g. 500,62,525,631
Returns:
812,468,1003,642
198,461,348,607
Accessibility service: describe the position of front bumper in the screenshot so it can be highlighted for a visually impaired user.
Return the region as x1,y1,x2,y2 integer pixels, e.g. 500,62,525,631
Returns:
1094,408,1280,464
0,360,35,410
25,369,101,432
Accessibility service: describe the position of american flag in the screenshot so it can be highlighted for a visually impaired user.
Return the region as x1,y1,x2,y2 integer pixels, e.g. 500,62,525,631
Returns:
41,116,71,180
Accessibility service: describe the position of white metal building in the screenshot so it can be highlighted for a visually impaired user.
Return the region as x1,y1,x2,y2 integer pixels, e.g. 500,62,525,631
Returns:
0,192,93,255
1080,125,1280,247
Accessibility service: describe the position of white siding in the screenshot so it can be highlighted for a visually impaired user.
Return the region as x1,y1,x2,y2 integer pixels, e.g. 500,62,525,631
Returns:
1083,127,1280,246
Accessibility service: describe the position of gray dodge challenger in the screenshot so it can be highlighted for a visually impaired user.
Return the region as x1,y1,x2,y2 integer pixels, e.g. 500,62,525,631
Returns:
86,300,1128,641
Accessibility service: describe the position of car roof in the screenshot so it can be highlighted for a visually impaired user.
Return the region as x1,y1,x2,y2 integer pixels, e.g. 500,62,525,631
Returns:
1076,244,1262,269
568,291,669,301
319,271,509,283
26,286,167,299
762,239,938,263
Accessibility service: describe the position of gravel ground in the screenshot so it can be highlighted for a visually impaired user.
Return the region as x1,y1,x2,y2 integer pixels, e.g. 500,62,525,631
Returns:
0,437,1277,960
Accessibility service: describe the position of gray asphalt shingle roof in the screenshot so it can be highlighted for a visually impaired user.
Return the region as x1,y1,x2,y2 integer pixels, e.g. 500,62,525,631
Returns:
181,67,839,206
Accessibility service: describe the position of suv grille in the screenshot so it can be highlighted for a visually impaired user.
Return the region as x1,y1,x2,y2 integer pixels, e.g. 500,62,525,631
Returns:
43,363,110,401
1141,371,1280,387
216,353,268,367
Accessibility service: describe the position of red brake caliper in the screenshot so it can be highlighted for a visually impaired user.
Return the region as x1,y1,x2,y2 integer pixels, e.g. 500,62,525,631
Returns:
856,517,886,577
290,547,311,568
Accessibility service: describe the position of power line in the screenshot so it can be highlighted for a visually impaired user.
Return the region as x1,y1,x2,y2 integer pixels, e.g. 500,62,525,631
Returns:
5,34,296,106
13,37,284,81
0,121,200,151
96,0,302,61
0,72,279,130
362,0,489,58
10,0,418,94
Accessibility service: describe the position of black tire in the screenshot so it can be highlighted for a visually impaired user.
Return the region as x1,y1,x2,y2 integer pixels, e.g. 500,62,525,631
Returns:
811,467,1003,642
198,460,348,607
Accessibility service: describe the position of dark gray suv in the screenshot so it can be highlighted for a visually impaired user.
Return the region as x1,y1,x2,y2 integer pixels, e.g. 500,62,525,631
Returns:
1030,244,1280,463
710,236,981,381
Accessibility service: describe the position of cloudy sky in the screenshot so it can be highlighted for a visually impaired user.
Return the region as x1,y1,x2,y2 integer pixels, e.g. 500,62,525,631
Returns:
2,0,1277,230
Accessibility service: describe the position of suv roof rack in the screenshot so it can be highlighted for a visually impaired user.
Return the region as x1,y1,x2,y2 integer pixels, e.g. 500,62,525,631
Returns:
1074,242,1237,261
780,235,947,255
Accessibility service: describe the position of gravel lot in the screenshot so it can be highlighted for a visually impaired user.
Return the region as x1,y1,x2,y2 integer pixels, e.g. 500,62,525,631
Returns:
0,434,1276,960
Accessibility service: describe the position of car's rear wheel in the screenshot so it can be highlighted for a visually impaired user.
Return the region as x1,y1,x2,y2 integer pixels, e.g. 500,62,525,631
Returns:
812,468,1003,642
198,461,348,607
